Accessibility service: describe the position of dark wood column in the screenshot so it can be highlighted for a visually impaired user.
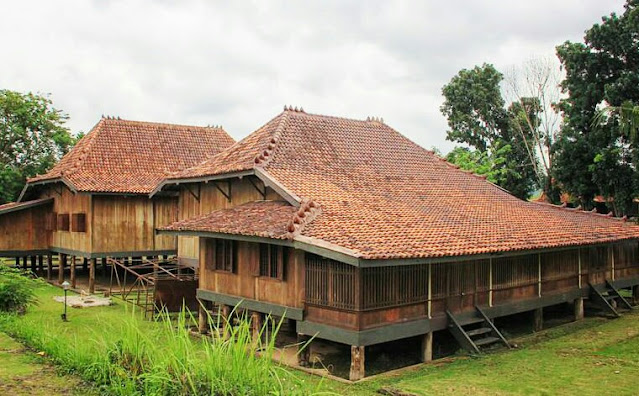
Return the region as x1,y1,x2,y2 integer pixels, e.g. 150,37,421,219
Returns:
89,258,96,294
46,253,53,280
37,255,44,272
58,253,66,284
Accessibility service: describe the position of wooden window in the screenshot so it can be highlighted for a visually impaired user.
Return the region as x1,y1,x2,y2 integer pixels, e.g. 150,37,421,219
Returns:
305,254,356,309
72,213,87,232
259,244,285,280
57,213,70,231
213,239,236,273
45,212,57,231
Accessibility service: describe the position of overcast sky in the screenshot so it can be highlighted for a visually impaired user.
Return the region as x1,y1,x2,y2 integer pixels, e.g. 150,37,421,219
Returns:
0,0,626,153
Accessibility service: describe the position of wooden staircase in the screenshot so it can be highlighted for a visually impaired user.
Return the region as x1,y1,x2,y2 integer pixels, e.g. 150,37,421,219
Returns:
589,281,633,318
447,306,510,354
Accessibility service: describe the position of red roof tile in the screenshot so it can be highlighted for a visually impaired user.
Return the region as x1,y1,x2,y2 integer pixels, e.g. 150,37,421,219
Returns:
160,107,639,260
27,117,235,194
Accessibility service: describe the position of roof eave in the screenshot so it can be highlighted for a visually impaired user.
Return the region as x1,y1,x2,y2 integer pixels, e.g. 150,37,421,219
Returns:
149,170,255,198
18,177,78,202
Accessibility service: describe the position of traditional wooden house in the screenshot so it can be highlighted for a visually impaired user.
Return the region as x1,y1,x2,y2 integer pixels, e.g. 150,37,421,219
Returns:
155,107,639,380
1,116,234,294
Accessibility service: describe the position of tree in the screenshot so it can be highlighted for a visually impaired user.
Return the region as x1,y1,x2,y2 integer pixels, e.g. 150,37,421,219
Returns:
0,90,75,203
504,57,564,200
441,64,538,199
554,1,639,215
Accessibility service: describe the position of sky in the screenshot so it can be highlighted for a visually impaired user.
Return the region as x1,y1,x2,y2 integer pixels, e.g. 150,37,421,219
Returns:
0,0,627,153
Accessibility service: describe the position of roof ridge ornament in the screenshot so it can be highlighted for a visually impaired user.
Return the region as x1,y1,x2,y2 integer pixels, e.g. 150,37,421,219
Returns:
255,110,290,167
286,198,321,239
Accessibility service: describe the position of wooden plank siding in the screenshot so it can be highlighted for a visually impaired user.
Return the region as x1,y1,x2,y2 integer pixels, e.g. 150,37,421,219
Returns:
299,242,639,331
0,203,51,253
45,187,92,253
199,238,304,309
177,176,284,263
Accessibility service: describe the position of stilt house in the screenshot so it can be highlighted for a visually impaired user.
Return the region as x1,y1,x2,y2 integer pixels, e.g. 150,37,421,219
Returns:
156,107,639,380
0,116,234,294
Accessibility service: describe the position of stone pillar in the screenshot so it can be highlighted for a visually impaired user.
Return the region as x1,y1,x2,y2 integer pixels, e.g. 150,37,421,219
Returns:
533,308,543,332
574,298,584,321
70,256,76,288
349,345,365,381
37,255,44,272
89,258,96,294
421,332,433,362
297,334,311,367
46,253,53,281
58,254,66,284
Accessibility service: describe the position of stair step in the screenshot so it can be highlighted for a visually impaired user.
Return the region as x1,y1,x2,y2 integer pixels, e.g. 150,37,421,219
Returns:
474,336,501,347
466,327,492,337
458,316,485,326
604,294,617,301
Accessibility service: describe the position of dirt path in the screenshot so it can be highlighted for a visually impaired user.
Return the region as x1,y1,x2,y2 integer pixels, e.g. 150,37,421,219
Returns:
0,332,93,395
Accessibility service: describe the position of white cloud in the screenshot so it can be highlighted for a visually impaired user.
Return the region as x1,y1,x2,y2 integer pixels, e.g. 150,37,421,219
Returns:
0,0,627,153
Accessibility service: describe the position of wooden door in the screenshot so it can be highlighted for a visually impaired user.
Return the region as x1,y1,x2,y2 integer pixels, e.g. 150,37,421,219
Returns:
585,246,609,285
446,262,476,313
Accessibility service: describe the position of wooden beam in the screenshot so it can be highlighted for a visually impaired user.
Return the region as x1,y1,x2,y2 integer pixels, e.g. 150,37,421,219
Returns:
89,258,96,294
46,253,53,281
185,184,201,201
213,181,231,202
248,177,266,199
349,346,365,381
70,256,76,289
58,254,66,284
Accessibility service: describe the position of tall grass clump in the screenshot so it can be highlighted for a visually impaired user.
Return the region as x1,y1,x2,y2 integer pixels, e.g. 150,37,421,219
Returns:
0,266,40,313
0,296,323,395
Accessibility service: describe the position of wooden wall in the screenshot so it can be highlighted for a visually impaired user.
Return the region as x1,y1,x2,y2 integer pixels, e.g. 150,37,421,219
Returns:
0,204,51,253
43,187,92,252
199,238,304,308
303,242,639,331
154,197,178,251
177,176,284,262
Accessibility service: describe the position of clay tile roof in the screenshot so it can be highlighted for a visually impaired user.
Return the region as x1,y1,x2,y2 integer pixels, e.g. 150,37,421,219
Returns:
27,117,235,194
161,109,639,260
160,201,299,239
0,198,53,215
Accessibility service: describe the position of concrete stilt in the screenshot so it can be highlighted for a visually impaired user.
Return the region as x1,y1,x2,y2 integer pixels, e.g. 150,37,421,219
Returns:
533,308,543,332
574,297,584,321
349,345,365,381
421,332,433,362
297,334,311,367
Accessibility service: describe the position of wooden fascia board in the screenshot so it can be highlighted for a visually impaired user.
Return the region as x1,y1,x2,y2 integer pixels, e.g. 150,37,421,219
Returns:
148,170,254,198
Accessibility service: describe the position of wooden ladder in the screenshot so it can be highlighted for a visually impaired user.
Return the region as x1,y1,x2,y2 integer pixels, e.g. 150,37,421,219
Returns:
589,281,633,317
446,306,510,354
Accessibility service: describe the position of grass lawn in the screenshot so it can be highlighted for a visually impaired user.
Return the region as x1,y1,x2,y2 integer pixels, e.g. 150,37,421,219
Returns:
1,279,638,395
0,332,93,395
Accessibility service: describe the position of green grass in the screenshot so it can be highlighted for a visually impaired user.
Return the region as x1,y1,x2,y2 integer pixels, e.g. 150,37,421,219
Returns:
320,310,639,395
2,272,638,395
0,332,93,395
0,280,326,395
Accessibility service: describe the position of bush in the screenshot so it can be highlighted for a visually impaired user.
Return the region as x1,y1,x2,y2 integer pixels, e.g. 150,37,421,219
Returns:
0,266,38,313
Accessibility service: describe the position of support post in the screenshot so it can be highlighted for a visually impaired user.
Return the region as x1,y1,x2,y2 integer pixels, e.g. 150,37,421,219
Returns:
29,256,36,272
58,254,66,284
83,258,88,272
89,258,96,294
297,334,311,367
349,345,365,381
220,304,231,339
46,253,53,281
101,257,108,277
198,300,210,334
420,332,433,363
251,311,263,345
22,256,28,270
633,285,639,305
37,255,43,272
14,257,20,268
574,297,584,321
533,308,543,332
70,256,76,288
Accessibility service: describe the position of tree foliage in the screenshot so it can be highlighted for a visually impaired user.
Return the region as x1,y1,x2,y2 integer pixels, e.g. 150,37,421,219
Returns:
0,90,75,203
441,64,538,199
554,0,639,215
